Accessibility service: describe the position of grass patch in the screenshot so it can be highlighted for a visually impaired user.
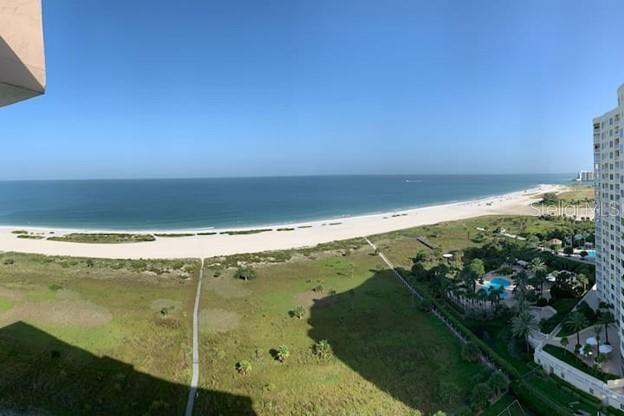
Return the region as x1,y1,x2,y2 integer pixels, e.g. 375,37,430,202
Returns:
196,248,481,415
17,234,45,239
220,228,272,235
154,233,195,237
48,233,156,244
0,253,201,415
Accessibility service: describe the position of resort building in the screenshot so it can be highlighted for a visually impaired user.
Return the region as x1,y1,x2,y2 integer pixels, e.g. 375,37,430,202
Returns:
0,0,45,107
593,83,624,360
576,170,595,182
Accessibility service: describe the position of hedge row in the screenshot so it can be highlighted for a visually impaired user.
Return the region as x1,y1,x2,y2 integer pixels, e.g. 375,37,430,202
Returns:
511,380,574,416
550,374,603,410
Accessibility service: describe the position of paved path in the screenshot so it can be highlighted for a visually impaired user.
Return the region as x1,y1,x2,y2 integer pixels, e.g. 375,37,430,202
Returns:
185,258,204,416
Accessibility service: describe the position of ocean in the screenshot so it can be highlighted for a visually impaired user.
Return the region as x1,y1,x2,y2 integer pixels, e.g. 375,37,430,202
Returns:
0,174,574,230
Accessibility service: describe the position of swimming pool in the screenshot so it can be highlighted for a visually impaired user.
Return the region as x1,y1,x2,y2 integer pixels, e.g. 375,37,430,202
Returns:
586,249,596,258
481,277,511,299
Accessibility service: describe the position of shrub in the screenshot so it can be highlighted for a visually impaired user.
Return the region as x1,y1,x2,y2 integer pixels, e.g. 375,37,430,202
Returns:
312,285,324,293
235,267,257,281
511,380,572,416
235,360,252,375
461,342,480,363
470,382,492,411
576,301,597,323
290,305,305,319
563,246,574,256
276,345,290,362
312,339,333,360
498,266,514,276
438,381,461,404
2,258,14,265
536,298,548,307
487,370,510,396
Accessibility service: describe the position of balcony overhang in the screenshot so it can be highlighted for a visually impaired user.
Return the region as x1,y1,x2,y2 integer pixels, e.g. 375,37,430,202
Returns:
0,0,46,107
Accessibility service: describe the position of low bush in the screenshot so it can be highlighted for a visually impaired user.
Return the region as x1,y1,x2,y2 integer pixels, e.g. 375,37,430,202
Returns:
312,340,333,360
289,305,305,319
235,267,257,281
275,345,290,362
235,360,252,375
461,342,480,363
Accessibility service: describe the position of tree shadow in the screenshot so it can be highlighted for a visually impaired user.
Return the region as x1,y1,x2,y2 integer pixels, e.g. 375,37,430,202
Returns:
0,321,256,415
307,269,471,414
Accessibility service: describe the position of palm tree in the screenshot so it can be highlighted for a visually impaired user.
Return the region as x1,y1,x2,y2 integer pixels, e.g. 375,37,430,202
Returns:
477,288,487,313
511,311,538,352
597,307,615,344
529,258,547,296
560,336,569,356
514,271,530,300
565,311,589,349
576,273,589,292
488,288,502,311
593,326,602,356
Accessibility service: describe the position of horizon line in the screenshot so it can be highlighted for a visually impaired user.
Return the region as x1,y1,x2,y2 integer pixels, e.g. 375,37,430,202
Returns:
0,172,580,182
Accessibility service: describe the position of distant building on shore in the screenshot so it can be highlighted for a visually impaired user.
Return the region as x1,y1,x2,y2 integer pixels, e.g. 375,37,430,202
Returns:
0,0,45,107
593,83,624,359
574,170,594,182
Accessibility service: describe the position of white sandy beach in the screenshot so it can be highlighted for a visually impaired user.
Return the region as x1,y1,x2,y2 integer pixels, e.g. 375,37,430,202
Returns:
0,184,583,259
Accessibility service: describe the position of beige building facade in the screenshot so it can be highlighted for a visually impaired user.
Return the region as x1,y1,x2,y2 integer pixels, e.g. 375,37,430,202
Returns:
0,0,45,107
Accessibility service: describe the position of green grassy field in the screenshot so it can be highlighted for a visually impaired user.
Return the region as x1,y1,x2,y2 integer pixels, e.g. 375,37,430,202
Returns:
557,185,594,203
536,185,594,207
195,244,484,415
0,253,199,415
47,233,156,243
0,214,595,415
0,237,484,415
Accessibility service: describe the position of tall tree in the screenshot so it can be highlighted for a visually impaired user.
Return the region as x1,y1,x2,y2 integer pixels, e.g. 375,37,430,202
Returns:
511,311,538,352
565,311,589,349
576,273,589,292
476,288,487,312
529,258,547,296
597,304,615,344
463,258,485,292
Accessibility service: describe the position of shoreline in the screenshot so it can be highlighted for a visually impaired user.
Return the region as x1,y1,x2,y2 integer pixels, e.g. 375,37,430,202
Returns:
0,184,576,259
0,184,556,234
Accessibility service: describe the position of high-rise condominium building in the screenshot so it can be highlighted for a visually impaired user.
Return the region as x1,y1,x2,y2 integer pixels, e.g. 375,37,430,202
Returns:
593,83,624,358
0,0,45,107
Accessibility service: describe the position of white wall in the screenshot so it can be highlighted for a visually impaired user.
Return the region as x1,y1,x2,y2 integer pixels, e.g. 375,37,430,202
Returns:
534,346,624,410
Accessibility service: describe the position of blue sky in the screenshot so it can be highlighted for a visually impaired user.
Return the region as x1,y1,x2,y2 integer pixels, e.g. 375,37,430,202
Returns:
1,0,623,180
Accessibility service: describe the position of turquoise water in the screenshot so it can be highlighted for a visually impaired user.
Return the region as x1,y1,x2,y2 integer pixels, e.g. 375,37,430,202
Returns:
482,277,511,299
587,249,596,258
0,174,573,230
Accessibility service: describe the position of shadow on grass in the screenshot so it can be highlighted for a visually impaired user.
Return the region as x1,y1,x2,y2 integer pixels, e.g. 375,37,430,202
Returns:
307,269,474,414
0,321,256,415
